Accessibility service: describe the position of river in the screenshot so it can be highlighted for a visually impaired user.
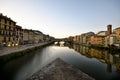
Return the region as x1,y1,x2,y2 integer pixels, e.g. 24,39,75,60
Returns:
0,43,120,80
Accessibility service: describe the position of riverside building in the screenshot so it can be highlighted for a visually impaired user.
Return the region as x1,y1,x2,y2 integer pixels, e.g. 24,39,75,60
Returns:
0,13,16,47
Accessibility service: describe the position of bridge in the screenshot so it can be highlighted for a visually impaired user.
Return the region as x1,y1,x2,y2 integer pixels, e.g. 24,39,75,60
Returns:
55,38,73,44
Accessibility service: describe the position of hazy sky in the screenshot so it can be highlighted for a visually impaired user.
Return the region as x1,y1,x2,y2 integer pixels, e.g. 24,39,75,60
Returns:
0,0,120,38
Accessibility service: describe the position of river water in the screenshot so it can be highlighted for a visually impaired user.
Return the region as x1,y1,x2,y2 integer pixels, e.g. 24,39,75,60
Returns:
0,43,120,80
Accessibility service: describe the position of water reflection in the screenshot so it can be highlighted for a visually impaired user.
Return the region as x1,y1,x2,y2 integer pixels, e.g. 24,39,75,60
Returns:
1,42,120,80
54,41,65,47
68,44,120,73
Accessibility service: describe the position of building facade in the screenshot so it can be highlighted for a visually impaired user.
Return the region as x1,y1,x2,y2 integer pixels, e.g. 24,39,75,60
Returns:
89,35,105,46
113,27,120,37
105,25,120,47
0,14,16,47
33,30,44,43
68,36,74,42
28,29,34,44
16,25,23,45
86,32,95,45
23,29,29,44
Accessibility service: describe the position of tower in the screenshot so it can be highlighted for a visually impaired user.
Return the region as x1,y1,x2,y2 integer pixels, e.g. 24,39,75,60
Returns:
107,24,112,35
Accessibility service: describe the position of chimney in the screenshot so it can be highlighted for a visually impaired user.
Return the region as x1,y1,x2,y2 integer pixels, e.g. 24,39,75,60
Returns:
107,24,112,35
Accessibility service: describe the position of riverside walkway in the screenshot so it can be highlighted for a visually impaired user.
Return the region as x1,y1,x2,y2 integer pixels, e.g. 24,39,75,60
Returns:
0,42,52,56
27,58,95,80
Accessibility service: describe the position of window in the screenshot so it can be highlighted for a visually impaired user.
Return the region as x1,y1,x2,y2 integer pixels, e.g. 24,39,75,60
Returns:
7,31,9,36
9,32,10,35
9,37,10,41
5,19,7,24
10,32,14,36
0,31,1,35
1,30,3,34
4,25,6,30
9,21,11,25
13,38,15,40
6,26,9,30
1,25,3,29
4,31,6,35
6,26,8,30
8,26,10,30
6,32,7,35
4,37,6,42
11,27,13,30
14,22,15,26
0,24,1,29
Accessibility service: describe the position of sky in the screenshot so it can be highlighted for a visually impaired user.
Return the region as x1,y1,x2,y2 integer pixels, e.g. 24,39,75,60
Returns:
0,0,120,38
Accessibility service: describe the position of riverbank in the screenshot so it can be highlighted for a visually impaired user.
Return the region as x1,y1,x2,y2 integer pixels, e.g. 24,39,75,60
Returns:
27,58,95,80
0,41,54,65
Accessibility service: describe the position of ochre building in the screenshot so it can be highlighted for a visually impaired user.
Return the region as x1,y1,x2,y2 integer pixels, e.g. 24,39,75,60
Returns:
0,14,16,46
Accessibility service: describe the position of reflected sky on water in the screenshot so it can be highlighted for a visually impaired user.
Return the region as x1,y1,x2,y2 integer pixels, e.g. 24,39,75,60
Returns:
0,43,120,80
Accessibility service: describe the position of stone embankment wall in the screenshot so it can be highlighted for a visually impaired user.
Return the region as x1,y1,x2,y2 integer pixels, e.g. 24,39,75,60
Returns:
0,41,54,65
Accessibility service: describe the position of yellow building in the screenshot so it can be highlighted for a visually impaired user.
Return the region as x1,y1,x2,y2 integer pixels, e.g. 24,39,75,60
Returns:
113,27,120,37
33,31,39,44
34,30,44,43
28,29,34,44
0,13,16,47
90,35,105,46
86,32,95,45
80,32,94,45
97,31,107,36
75,35,80,43
80,33,86,44
23,29,37,44
16,25,23,45
23,29,29,44
73,35,77,42
113,28,120,47
105,27,120,47
68,36,74,41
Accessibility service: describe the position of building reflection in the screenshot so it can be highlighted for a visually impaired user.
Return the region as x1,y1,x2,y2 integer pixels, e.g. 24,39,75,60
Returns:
68,44,120,73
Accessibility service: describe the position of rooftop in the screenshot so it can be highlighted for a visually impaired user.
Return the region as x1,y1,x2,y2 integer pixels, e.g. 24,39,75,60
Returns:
0,13,16,23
